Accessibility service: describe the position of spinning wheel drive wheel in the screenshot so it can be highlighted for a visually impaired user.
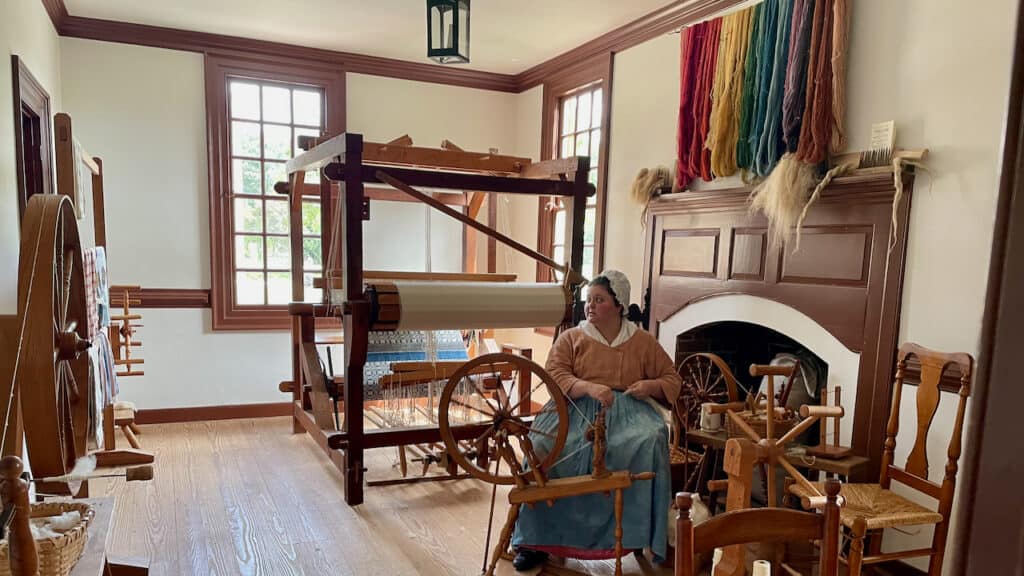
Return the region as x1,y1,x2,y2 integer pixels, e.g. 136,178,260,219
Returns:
15,195,91,492
438,353,568,486
676,353,739,431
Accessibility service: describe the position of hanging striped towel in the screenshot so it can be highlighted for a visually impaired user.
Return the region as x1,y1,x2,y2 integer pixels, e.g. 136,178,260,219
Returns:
83,248,101,340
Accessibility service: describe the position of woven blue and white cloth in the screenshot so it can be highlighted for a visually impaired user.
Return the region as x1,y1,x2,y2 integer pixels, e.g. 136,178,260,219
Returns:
362,330,469,400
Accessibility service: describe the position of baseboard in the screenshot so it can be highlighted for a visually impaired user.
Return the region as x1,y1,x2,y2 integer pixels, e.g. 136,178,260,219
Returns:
135,402,292,424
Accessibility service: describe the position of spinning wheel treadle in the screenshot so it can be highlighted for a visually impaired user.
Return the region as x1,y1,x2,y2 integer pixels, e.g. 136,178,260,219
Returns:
12,195,91,493
438,352,568,486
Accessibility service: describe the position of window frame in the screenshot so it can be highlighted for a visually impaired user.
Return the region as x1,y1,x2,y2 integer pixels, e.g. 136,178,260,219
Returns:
205,52,345,330
536,54,613,285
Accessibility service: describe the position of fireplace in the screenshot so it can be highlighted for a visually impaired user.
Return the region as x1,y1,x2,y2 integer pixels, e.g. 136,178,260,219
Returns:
665,298,857,447
642,171,915,477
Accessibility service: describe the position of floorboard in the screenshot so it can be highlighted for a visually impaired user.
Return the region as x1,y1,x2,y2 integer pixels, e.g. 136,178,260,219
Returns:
92,417,675,576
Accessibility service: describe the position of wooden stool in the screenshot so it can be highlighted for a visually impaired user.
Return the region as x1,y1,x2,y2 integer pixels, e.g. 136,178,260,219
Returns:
113,401,142,449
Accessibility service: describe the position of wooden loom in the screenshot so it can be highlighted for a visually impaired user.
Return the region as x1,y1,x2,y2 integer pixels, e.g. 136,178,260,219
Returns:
281,132,594,505
53,113,152,470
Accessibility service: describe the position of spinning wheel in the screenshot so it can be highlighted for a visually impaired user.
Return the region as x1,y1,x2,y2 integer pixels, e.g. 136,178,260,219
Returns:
439,353,654,576
673,353,739,495
675,353,739,430
438,352,568,486
8,195,91,493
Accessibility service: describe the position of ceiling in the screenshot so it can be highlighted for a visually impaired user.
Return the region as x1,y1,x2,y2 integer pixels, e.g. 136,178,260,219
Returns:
62,0,679,74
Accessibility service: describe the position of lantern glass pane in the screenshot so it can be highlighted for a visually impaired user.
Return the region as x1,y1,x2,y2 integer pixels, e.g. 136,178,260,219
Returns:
430,5,445,50
458,0,470,59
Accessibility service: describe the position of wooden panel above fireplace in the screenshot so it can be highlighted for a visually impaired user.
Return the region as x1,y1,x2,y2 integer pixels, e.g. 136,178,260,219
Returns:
641,170,915,479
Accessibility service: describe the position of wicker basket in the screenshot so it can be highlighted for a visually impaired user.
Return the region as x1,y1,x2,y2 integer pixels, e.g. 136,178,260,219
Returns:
0,501,95,576
725,409,798,440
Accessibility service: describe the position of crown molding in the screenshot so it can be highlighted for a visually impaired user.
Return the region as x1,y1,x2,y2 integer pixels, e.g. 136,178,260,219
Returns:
57,14,520,92
46,0,751,93
513,0,749,90
40,0,68,32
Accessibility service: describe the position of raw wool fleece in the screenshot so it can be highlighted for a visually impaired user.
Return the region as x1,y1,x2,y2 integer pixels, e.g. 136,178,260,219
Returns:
748,153,818,250
630,166,673,206
749,154,855,251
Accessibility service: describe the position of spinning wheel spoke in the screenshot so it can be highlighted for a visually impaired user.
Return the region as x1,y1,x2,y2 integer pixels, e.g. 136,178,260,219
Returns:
472,422,498,448
505,376,551,417
61,361,80,404
448,396,495,420
507,419,557,441
60,250,73,330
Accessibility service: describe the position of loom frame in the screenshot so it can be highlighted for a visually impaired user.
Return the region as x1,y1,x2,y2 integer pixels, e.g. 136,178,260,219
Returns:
284,132,593,505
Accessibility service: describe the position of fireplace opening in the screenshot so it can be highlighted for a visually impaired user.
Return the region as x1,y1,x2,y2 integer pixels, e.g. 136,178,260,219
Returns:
676,321,829,440
675,321,832,507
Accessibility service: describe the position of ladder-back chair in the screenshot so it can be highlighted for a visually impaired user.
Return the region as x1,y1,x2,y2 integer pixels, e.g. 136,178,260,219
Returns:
788,342,973,575
675,478,842,576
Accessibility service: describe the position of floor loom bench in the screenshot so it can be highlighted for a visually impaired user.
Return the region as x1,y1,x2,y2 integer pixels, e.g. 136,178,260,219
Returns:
281,132,595,506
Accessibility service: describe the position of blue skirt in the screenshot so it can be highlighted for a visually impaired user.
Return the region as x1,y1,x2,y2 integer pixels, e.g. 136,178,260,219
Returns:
511,391,671,562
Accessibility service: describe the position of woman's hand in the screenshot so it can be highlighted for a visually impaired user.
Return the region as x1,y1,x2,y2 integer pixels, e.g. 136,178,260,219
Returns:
624,379,663,400
585,382,615,407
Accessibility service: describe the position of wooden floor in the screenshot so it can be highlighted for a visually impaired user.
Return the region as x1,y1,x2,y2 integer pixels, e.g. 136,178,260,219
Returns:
91,417,675,576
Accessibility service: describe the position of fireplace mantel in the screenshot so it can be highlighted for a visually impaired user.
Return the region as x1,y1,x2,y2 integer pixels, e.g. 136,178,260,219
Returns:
641,169,915,478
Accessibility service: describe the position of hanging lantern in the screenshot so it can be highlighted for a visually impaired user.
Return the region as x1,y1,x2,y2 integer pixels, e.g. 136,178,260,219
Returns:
426,0,470,64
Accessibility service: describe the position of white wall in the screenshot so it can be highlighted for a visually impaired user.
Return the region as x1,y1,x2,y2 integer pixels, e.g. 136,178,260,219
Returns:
591,1,1017,570
56,50,523,409
604,33,682,294
60,38,290,409
0,0,63,314
842,2,1016,569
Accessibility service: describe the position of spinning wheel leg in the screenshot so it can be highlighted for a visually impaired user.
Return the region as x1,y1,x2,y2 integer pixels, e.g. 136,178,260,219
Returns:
487,502,521,576
615,487,624,576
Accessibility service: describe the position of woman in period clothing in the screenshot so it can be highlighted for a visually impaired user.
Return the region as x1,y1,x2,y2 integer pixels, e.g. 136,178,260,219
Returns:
511,270,681,571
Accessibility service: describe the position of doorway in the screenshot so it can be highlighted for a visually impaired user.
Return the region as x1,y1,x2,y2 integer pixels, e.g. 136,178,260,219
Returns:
11,55,52,222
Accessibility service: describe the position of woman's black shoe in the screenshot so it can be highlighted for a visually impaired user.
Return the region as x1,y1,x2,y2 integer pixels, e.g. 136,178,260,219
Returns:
512,548,549,571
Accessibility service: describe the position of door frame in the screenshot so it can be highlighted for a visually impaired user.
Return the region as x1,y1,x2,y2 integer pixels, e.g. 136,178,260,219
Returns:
11,55,53,221
953,1,1024,573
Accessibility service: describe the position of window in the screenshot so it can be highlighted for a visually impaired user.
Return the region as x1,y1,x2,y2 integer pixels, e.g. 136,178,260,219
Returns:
227,79,324,306
537,54,612,284
549,85,603,280
206,53,344,330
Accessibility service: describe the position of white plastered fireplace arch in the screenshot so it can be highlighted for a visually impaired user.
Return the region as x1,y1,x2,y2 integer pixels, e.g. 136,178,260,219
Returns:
657,293,861,447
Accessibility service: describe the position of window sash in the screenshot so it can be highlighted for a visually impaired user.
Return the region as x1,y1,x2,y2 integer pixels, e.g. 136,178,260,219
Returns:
206,53,344,330
539,76,608,283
